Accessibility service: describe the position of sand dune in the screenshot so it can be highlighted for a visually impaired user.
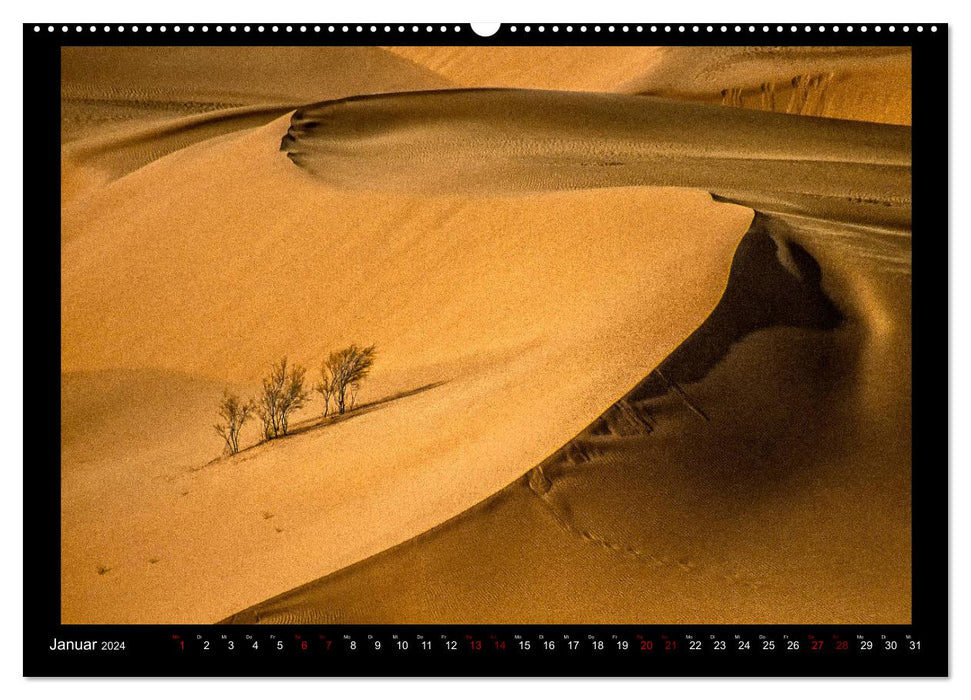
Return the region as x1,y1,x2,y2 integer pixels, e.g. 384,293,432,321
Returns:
618,46,911,125
387,45,910,125
61,46,453,204
231,86,911,624
228,213,910,624
62,111,753,622
282,88,910,278
62,46,451,141
61,46,911,626
62,104,299,208
283,89,908,204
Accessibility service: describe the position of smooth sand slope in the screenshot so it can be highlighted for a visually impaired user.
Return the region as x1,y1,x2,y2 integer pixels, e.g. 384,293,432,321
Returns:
61,46,911,625
383,46,663,93
387,45,911,124
61,46,453,204
62,113,752,623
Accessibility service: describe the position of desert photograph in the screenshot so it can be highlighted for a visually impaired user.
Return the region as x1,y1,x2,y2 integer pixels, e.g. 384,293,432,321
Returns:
60,45,911,625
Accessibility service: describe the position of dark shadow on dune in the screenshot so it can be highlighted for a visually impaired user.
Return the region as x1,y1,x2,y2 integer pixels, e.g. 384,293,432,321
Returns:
512,214,866,585
628,213,844,403
541,212,854,498
285,381,448,438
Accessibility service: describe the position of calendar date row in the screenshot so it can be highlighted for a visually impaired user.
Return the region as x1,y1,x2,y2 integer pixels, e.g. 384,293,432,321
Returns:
174,633,922,656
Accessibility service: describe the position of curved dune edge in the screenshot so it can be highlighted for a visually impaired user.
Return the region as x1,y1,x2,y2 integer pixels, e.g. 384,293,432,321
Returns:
61,113,754,623
60,45,456,205
223,89,911,624
279,88,911,321
61,104,300,207
61,45,909,209
61,46,454,137
224,213,911,625
280,89,909,239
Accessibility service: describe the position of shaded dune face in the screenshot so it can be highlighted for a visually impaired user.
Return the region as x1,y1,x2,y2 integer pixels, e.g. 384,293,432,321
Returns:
637,214,844,391
225,217,909,625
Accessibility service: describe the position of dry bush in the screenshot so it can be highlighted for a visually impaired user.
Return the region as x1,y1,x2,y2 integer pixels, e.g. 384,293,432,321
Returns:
258,357,310,439
214,391,254,455
320,344,377,415
315,374,336,417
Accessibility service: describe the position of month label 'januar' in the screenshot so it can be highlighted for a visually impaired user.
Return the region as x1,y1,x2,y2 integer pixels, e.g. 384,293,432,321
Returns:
49,639,126,651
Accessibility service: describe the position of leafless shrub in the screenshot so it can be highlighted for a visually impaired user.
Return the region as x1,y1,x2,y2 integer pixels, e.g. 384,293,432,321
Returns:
258,357,310,439
320,344,377,415
315,374,336,418
214,391,254,455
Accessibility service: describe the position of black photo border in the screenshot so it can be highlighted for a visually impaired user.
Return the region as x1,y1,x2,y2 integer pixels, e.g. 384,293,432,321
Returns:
23,22,948,677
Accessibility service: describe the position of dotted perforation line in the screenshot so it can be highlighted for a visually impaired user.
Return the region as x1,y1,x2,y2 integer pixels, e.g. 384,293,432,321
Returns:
33,24,468,33
504,23,938,33
32,23,941,34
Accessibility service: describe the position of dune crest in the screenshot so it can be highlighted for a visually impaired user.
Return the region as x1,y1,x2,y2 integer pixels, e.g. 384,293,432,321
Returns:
60,46,455,203
281,89,909,234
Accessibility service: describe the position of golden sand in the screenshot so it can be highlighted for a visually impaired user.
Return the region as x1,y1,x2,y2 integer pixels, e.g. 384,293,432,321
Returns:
61,46,911,624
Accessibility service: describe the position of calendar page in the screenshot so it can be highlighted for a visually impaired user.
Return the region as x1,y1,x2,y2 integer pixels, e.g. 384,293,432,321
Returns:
24,22,946,677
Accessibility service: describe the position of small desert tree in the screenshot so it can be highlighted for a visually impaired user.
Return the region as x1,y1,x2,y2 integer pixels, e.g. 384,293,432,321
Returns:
315,374,336,417
322,344,377,415
258,356,310,439
257,370,281,440
214,391,254,455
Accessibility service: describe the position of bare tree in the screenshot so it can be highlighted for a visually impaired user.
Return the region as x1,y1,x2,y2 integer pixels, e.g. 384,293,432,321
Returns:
258,357,310,439
278,360,309,436
257,370,282,440
214,391,254,455
322,344,377,415
315,373,336,418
